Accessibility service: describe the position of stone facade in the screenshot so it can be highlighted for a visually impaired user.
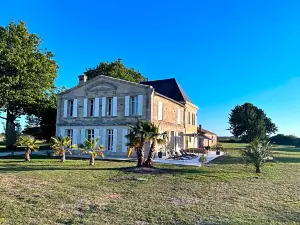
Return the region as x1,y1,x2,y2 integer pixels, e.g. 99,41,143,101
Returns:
198,129,218,147
56,75,199,157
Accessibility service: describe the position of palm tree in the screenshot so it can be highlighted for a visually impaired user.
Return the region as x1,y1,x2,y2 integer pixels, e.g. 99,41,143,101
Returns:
17,135,39,161
51,136,77,162
126,120,151,167
144,123,168,167
79,137,105,166
242,138,272,173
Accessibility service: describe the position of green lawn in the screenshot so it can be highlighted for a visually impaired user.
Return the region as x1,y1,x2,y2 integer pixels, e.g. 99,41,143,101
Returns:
220,142,250,149
0,147,300,224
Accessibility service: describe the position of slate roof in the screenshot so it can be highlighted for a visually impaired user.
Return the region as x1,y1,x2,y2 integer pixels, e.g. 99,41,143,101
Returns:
140,78,192,103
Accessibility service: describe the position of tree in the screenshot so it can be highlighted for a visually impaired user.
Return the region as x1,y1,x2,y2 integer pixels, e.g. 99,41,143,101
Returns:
24,88,64,142
79,137,105,166
143,123,168,167
228,103,277,142
0,21,58,152
51,136,77,162
84,58,147,83
269,134,298,146
126,120,151,167
295,139,300,148
17,135,38,161
242,139,272,173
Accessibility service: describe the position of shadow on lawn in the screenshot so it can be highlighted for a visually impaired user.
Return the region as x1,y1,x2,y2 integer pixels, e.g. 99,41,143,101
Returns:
0,162,217,176
273,156,300,163
211,155,244,165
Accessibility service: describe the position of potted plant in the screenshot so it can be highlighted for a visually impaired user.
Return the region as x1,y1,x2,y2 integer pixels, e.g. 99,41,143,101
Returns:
215,143,223,155
199,153,208,166
158,146,164,158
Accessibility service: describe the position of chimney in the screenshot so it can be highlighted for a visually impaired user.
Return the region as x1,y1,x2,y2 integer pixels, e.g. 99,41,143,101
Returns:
78,74,87,85
198,124,202,132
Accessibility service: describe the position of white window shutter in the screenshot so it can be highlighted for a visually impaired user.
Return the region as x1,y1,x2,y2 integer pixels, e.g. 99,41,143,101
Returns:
94,128,99,146
138,95,143,116
102,128,106,148
73,99,78,117
125,96,130,116
175,132,179,151
72,129,78,145
83,98,88,117
113,97,118,116
94,98,99,117
102,97,106,117
122,129,128,152
113,129,118,152
177,109,181,124
80,129,85,144
60,128,65,137
158,101,163,120
63,100,68,118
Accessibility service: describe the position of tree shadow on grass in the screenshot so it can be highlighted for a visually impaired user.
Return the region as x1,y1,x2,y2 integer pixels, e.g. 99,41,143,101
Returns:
210,155,244,165
272,147,300,153
273,156,300,163
0,162,219,177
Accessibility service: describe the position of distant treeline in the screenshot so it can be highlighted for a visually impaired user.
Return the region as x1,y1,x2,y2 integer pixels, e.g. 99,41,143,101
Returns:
219,134,300,147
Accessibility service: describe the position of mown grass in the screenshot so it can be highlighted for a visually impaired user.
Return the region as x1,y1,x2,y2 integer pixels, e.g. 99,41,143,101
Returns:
0,147,300,224
220,142,250,149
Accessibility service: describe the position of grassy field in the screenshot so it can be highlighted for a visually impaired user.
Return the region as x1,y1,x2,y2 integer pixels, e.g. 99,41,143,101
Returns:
219,142,250,149
0,147,300,224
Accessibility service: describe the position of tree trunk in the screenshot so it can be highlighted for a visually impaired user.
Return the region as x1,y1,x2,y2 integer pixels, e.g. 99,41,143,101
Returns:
25,149,31,161
61,152,66,162
136,147,145,167
144,142,156,167
89,156,95,166
5,108,17,157
255,166,261,173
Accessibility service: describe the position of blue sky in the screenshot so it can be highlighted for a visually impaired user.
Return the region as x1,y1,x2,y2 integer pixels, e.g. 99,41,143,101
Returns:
1,0,300,136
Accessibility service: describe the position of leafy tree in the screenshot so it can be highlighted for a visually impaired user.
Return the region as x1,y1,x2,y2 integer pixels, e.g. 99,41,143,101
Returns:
295,139,300,148
143,123,168,167
126,120,152,167
79,137,105,166
0,21,58,152
228,103,277,142
242,139,272,173
24,88,63,142
51,136,77,162
84,58,147,83
17,135,38,161
269,134,298,146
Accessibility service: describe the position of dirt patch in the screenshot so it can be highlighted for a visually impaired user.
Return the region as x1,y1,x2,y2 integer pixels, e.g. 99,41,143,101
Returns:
122,166,173,174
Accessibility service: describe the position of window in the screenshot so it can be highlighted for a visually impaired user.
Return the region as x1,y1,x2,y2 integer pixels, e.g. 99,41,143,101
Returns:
188,112,191,125
130,96,138,116
212,135,214,143
66,129,73,143
89,99,94,116
107,97,113,116
68,100,74,117
86,129,94,141
107,129,113,150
